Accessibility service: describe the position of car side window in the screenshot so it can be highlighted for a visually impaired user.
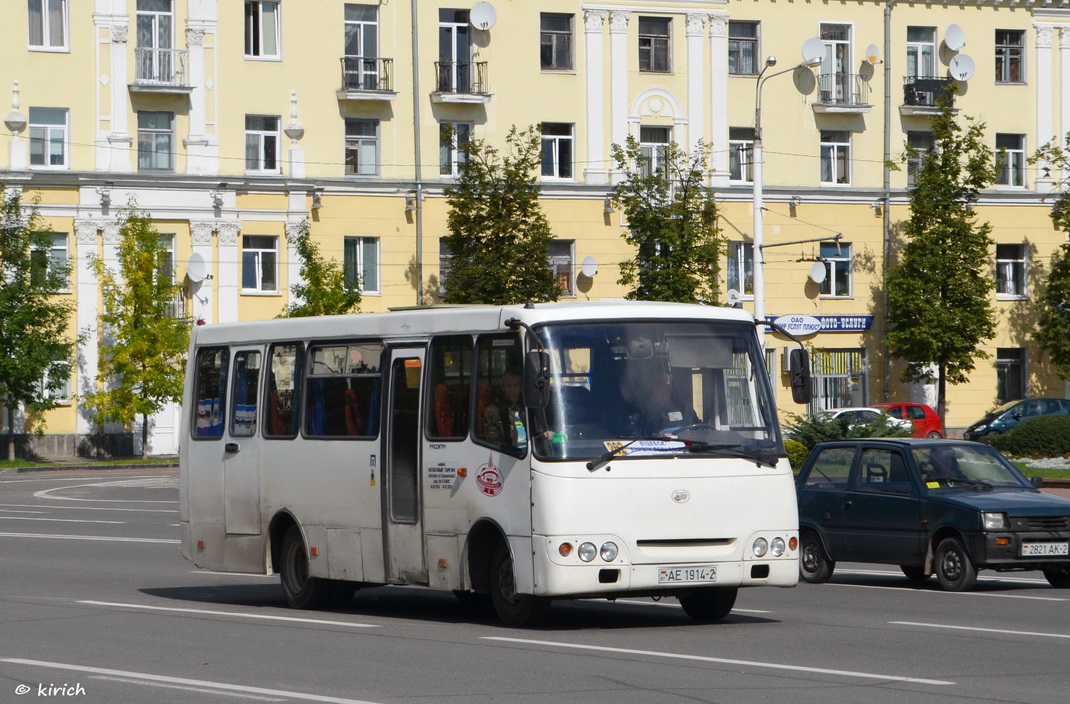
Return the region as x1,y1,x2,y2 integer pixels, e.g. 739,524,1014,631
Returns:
803,447,854,490
905,406,925,420
854,448,913,495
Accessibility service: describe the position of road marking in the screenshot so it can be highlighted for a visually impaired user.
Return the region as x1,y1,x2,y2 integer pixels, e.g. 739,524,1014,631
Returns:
891,621,1070,640
35,479,175,504
93,676,286,701
0,474,168,484
0,502,176,513
842,567,1050,585
0,532,178,544
482,637,954,685
78,600,379,628
0,516,125,524
822,582,1066,601
1,659,381,704
614,598,771,614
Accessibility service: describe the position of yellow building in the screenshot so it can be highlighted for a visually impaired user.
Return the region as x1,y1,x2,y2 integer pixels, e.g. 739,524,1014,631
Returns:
1,0,1068,455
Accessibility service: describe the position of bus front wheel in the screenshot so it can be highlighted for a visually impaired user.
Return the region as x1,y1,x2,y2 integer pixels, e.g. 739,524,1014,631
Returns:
679,587,738,622
280,525,335,610
490,541,550,627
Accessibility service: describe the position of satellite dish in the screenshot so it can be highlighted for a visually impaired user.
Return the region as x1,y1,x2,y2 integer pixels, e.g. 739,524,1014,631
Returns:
580,255,598,278
808,262,827,284
727,289,742,306
470,2,497,30
948,53,975,81
865,44,881,65
944,24,966,51
802,37,825,65
186,252,206,283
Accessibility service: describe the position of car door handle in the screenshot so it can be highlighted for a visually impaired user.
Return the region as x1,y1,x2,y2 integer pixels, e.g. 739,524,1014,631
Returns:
843,500,852,509
225,442,240,454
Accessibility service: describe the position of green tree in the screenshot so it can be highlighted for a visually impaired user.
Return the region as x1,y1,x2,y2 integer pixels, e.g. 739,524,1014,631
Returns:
886,90,997,423
84,203,191,458
610,137,723,303
0,190,76,460
280,220,361,317
1030,136,1070,380
442,125,560,304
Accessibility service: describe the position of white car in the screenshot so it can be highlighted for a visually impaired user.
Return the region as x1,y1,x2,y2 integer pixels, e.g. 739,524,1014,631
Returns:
823,407,912,430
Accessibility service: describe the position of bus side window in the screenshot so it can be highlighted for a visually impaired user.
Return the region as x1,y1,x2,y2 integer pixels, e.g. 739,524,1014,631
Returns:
426,335,472,440
305,342,383,438
474,333,526,455
265,343,303,439
230,351,261,437
193,347,229,439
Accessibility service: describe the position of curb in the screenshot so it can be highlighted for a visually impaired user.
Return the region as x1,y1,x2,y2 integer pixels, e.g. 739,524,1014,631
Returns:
10,462,178,473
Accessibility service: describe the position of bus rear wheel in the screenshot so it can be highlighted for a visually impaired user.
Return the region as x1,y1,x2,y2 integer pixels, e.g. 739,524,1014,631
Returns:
280,525,335,610
490,541,550,627
679,587,738,622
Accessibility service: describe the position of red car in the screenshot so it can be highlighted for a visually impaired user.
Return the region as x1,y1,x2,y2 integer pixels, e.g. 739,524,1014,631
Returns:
873,402,944,438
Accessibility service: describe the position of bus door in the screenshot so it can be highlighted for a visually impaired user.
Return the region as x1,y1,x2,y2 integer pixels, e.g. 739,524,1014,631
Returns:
383,348,427,584
223,347,263,535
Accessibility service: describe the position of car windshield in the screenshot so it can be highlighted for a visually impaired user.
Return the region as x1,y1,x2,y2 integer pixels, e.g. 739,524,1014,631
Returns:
530,320,782,464
991,400,1021,416
913,444,1032,489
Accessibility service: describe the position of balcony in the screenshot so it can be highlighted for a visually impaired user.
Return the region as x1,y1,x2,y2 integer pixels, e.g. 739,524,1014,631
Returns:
165,293,186,319
129,48,192,95
901,76,955,116
812,73,871,114
432,61,490,104
336,57,397,102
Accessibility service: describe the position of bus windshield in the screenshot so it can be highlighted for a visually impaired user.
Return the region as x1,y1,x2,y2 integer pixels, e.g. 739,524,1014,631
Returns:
532,320,782,464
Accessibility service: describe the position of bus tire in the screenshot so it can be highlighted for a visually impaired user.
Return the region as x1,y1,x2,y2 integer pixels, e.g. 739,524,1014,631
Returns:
490,541,550,627
679,587,738,622
280,525,334,610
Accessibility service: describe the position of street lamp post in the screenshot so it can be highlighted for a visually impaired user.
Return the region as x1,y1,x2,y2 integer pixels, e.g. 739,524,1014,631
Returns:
752,55,822,337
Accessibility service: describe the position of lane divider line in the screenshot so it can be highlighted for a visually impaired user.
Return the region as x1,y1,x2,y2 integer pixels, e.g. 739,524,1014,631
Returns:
78,600,379,629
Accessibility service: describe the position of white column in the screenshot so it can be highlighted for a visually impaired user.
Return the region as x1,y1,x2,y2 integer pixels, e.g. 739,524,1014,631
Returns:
1036,24,1055,190
285,221,304,310
685,14,706,154
216,223,240,323
708,14,730,186
609,11,630,165
190,221,215,324
1060,28,1070,187
583,10,607,185
106,20,133,172
184,26,212,174
74,220,100,435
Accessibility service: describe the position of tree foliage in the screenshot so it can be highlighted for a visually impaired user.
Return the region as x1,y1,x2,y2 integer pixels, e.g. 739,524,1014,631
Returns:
885,90,997,420
610,137,724,304
1030,136,1070,380
784,411,911,450
83,202,191,458
442,125,560,305
280,220,362,317
0,189,76,459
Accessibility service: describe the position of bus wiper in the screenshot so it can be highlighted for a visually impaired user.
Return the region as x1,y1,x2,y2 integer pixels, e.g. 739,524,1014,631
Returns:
673,442,780,468
586,439,642,472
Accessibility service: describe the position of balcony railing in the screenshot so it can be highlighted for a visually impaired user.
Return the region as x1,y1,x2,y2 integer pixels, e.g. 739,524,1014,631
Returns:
903,76,955,108
132,48,190,92
434,61,488,96
340,56,394,94
165,292,185,319
816,73,870,107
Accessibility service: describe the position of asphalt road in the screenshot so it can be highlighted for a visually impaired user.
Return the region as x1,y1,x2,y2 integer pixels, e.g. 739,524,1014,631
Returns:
1,466,1068,704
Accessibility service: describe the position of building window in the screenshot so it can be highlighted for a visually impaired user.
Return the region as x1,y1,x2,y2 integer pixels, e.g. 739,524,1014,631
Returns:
727,242,753,298
995,133,1026,187
37,359,71,403
245,115,280,173
729,127,754,182
996,244,1027,299
906,131,934,186
638,17,671,73
439,122,471,176
28,107,68,169
906,26,936,78
541,123,574,179
438,9,473,92
820,130,851,185
241,235,278,292
549,240,575,296
995,30,1024,83
345,118,379,176
31,232,69,289
136,0,175,84
728,21,758,75
818,23,851,91
819,241,851,298
639,126,671,178
28,0,67,50
344,236,380,294
137,111,174,171
344,4,378,90
810,349,866,412
540,13,573,70
245,1,280,59
996,348,1026,404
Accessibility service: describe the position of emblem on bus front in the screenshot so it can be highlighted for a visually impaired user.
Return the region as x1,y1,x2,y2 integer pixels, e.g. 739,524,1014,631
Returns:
672,490,690,504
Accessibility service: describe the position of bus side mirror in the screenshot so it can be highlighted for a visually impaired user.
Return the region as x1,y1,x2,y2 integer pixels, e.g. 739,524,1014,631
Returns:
788,348,812,404
524,350,551,408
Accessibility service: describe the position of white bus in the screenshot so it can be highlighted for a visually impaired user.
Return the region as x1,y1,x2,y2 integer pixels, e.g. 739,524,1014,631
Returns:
180,301,811,626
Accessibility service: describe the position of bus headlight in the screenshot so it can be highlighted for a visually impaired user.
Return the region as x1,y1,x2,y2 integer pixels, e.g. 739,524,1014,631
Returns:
770,537,786,557
578,542,597,562
600,542,619,561
752,538,769,557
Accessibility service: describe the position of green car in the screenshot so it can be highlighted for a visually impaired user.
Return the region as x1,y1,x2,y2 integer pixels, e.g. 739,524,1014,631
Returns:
796,438,1070,591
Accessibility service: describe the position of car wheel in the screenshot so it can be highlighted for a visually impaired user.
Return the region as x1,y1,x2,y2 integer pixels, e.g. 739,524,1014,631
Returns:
490,541,550,627
679,587,738,623
799,532,835,583
279,525,334,609
900,565,929,582
934,537,977,592
1043,566,1070,588
926,431,942,439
